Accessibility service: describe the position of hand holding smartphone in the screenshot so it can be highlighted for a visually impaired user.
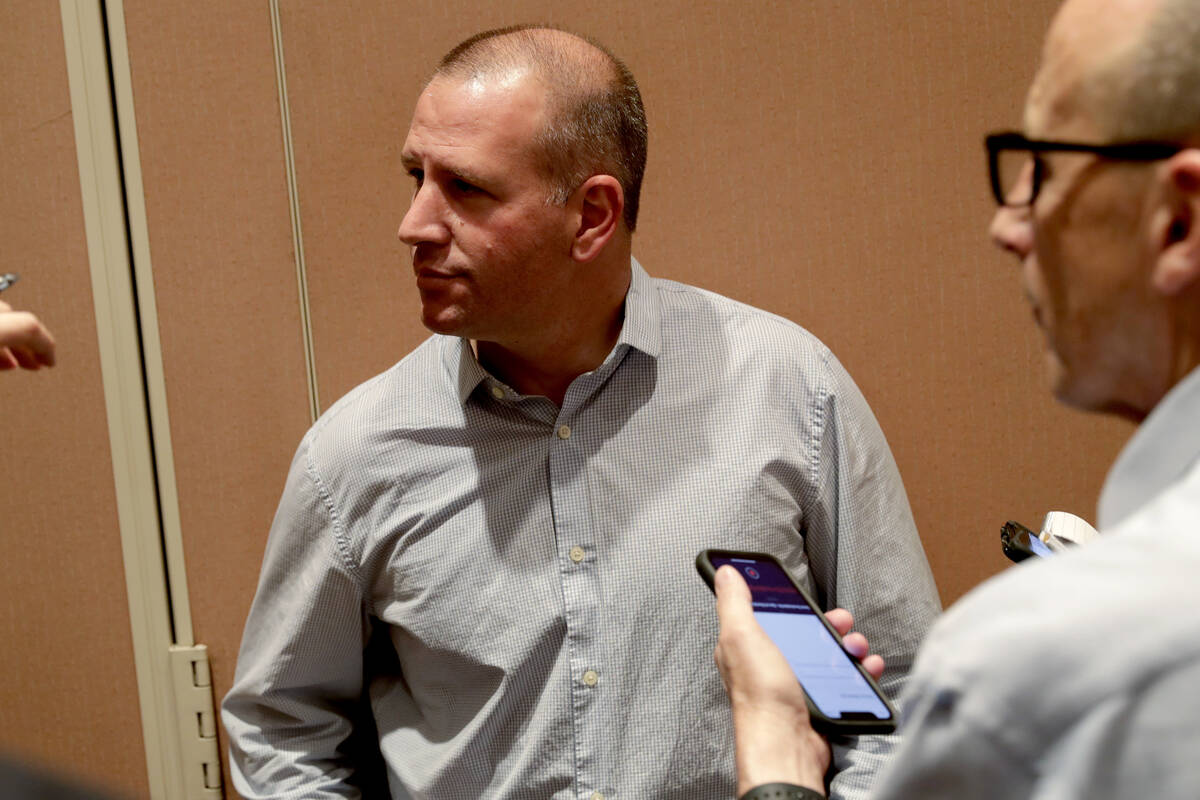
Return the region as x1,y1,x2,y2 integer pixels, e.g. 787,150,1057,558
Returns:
697,549,897,736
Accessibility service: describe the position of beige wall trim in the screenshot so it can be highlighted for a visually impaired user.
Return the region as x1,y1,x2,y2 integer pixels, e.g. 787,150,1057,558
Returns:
102,0,195,648
270,0,322,422
61,1,197,797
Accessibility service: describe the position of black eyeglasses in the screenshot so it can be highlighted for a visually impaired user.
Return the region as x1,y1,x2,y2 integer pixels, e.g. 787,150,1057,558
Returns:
985,131,1185,207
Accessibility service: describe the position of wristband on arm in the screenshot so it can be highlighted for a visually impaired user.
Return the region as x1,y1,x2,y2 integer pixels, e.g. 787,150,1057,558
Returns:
738,783,825,800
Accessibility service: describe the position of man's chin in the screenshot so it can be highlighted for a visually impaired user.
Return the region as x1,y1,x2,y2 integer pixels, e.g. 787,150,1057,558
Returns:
420,308,469,337
1045,355,1083,409
1048,361,1127,417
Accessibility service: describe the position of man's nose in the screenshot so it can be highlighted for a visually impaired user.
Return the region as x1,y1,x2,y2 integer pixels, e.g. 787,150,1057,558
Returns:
989,204,1033,259
397,184,448,246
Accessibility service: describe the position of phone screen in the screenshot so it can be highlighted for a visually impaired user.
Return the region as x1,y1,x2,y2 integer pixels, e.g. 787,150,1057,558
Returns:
1027,534,1053,558
709,555,892,723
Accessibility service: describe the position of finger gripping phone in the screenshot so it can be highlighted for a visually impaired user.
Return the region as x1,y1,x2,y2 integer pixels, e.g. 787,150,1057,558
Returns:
696,549,897,736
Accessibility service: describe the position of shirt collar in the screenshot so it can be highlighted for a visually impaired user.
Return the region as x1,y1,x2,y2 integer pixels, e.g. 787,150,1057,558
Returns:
442,256,662,404
1098,364,1200,529
448,337,490,404
619,257,662,359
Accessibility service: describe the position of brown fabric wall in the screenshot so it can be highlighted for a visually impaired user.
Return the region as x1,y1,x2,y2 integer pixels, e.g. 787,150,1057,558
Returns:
120,4,315,759
0,2,148,796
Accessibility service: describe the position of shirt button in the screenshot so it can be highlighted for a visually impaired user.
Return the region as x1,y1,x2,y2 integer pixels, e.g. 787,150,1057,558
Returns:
582,669,599,687
557,424,571,440
569,546,585,563
490,384,505,400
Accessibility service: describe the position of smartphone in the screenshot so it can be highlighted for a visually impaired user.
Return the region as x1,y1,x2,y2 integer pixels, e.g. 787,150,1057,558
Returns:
696,549,897,735
1000,520,1054,563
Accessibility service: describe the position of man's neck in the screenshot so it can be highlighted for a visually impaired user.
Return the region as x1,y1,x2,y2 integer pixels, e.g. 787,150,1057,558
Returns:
475,246,633,407
474,299,626,407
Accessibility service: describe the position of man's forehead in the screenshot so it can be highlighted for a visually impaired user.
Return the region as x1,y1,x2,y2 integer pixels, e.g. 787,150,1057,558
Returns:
400,73,550,187
404,75,545,148
458,65,537,94
1023,51,1082,136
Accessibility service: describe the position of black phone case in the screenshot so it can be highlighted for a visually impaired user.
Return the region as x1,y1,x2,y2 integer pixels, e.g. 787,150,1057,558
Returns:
695,549,897,736
1000,520,1039,563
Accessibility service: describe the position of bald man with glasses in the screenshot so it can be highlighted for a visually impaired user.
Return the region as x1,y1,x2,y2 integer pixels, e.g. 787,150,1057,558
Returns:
711,0,1200,798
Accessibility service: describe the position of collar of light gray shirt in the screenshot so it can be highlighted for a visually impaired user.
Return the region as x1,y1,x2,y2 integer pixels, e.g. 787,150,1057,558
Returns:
1098,364,1200,529
446,257,664,404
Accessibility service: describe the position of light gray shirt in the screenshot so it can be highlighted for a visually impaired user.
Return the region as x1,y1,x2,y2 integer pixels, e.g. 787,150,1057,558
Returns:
874,365,1200,799
222,260,940,800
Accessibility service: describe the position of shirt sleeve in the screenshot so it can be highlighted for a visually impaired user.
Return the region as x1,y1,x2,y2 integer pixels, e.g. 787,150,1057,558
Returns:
802,350,943,800
874,638,1200,800
870,687,1033,800
221,435,371,799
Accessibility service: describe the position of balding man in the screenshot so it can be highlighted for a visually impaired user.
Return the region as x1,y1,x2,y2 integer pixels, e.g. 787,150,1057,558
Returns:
222,26,939,799
713,0,1200,797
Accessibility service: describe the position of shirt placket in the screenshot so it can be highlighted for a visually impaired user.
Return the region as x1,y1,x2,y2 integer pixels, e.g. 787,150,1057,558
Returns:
550,381,610,800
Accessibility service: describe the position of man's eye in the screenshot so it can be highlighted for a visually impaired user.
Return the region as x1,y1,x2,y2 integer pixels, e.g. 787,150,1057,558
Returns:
407,168,424,187
452,178,482,195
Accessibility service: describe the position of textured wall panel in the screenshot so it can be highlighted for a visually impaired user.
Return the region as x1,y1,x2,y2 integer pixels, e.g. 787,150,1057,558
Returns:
0,1,148,796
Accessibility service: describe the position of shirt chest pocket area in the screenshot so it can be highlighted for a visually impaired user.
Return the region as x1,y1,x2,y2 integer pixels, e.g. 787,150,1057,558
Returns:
369,539,570,688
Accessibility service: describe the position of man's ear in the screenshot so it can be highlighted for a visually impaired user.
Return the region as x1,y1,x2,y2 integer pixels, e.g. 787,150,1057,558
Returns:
570,175,624,263
1152,149,1200,296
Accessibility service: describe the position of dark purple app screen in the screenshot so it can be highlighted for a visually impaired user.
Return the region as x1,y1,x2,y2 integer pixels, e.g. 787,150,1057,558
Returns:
711,556,891,720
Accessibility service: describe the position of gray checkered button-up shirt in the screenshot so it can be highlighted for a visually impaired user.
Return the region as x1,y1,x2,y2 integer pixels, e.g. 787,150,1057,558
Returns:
222,260,941,799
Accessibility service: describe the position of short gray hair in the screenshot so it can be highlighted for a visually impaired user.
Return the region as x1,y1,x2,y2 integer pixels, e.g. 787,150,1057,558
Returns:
1087,0,1200,141
433,26,649,231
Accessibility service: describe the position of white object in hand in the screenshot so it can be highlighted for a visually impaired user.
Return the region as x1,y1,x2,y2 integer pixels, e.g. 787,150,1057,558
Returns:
1041,511,1100,548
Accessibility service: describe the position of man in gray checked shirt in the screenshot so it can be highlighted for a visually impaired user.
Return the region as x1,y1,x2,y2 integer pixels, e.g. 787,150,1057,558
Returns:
222,25,940,800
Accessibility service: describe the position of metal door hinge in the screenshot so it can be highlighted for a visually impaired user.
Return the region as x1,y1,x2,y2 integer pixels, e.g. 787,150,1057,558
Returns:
168,644,223,798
